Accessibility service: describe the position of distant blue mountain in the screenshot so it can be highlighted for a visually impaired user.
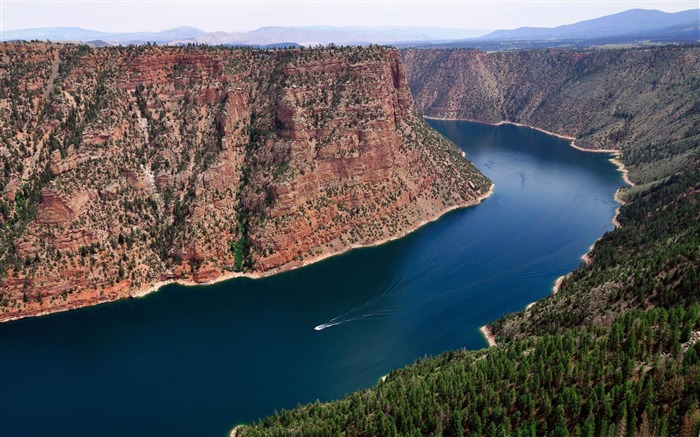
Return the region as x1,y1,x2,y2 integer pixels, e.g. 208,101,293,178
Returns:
108,26,207,43
479,9,699,41
3,9,697,47
1,26,207,43
2,27,109,41
1,25,489,45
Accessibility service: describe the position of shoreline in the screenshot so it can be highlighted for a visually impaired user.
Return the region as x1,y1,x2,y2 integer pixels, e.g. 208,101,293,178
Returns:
230,371,392,435
608,157,634,188
425,116,582,145
429,116,634,346
552,273,569,295
524,271,572,312
132,182,495,301
581,242,596,265
425,116,634,187
0,183,495,324
480,325,497,348
611,189,627,227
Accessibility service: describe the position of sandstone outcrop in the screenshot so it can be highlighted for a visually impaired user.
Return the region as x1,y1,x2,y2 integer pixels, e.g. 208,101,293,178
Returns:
0,43,490,321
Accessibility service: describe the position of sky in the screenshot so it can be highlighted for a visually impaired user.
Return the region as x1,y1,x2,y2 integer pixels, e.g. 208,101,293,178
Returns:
1,0,697,33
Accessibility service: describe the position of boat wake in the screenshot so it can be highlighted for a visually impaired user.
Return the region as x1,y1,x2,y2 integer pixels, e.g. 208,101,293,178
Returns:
314,322,340,331
314,312,393,331
311,189,588,333
313,231,587,332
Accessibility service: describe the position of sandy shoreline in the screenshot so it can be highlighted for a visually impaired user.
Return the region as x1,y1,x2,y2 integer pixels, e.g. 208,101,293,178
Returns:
552,273,570,295
480,325,497,347
524,271,571,311
230,371,391,434
1,182,495,324
425,116,580,144
136,182,495,296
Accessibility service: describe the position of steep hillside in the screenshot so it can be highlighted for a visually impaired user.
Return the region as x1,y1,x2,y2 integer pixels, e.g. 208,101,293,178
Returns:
234,44,700,436
403,46,700,185
237,307,700,436
0,43,490,321
402,45,700,339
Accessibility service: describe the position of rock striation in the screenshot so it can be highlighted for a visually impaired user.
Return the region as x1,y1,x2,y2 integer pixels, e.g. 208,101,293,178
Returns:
402,46,700,184
0,43,490,321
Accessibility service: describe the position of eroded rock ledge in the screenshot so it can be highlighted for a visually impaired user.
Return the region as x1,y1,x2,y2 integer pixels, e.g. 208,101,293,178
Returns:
0,43,490,321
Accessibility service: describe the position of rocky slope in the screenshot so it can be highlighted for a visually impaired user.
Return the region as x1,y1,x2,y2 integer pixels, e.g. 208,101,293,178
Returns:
403,46,700,341
403,45,700,341
0,43,490,321
235,44,700,437
403,46,700,185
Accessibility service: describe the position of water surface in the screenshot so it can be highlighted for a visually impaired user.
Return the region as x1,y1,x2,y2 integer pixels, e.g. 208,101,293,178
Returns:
0,120,623,436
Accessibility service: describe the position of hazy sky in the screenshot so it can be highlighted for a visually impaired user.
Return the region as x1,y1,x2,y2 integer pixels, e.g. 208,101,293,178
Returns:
1,0,697,33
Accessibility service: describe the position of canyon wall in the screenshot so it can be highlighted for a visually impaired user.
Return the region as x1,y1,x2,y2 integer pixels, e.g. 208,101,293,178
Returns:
402,46,700,184
0,43,490,320
402,45,700,344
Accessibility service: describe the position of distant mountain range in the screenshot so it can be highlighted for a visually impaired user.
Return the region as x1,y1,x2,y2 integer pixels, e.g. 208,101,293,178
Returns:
478,8,698,41
1,26,207,44
0,25,489,46
417,8,699,50
2,8,697,47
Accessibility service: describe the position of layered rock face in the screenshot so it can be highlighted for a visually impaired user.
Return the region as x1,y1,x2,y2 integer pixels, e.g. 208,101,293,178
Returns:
402,46,700,184
0,43,490,320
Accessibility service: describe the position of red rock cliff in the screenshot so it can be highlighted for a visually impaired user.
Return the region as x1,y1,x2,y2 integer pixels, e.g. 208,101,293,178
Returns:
0,43,490,321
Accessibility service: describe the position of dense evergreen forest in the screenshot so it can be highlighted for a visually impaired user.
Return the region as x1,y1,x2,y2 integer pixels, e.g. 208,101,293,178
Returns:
240,308,699,436
234,44,700,436
235,170,700,437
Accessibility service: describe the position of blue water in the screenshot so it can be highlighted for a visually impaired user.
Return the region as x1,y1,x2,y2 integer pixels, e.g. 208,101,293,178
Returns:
0,120,623,436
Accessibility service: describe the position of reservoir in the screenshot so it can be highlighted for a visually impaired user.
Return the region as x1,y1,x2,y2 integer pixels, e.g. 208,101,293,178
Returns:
0,120,624,436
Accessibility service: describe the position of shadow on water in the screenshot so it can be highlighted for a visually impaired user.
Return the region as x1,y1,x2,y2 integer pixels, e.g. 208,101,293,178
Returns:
0,120,624,437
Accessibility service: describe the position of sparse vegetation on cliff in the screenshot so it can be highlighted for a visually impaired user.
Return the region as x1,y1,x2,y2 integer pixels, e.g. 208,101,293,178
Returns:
235,44,700,436
0,42,489,320
402,45,700,185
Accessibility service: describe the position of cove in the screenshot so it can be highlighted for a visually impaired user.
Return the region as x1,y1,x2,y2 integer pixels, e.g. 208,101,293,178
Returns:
0,120,624,437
